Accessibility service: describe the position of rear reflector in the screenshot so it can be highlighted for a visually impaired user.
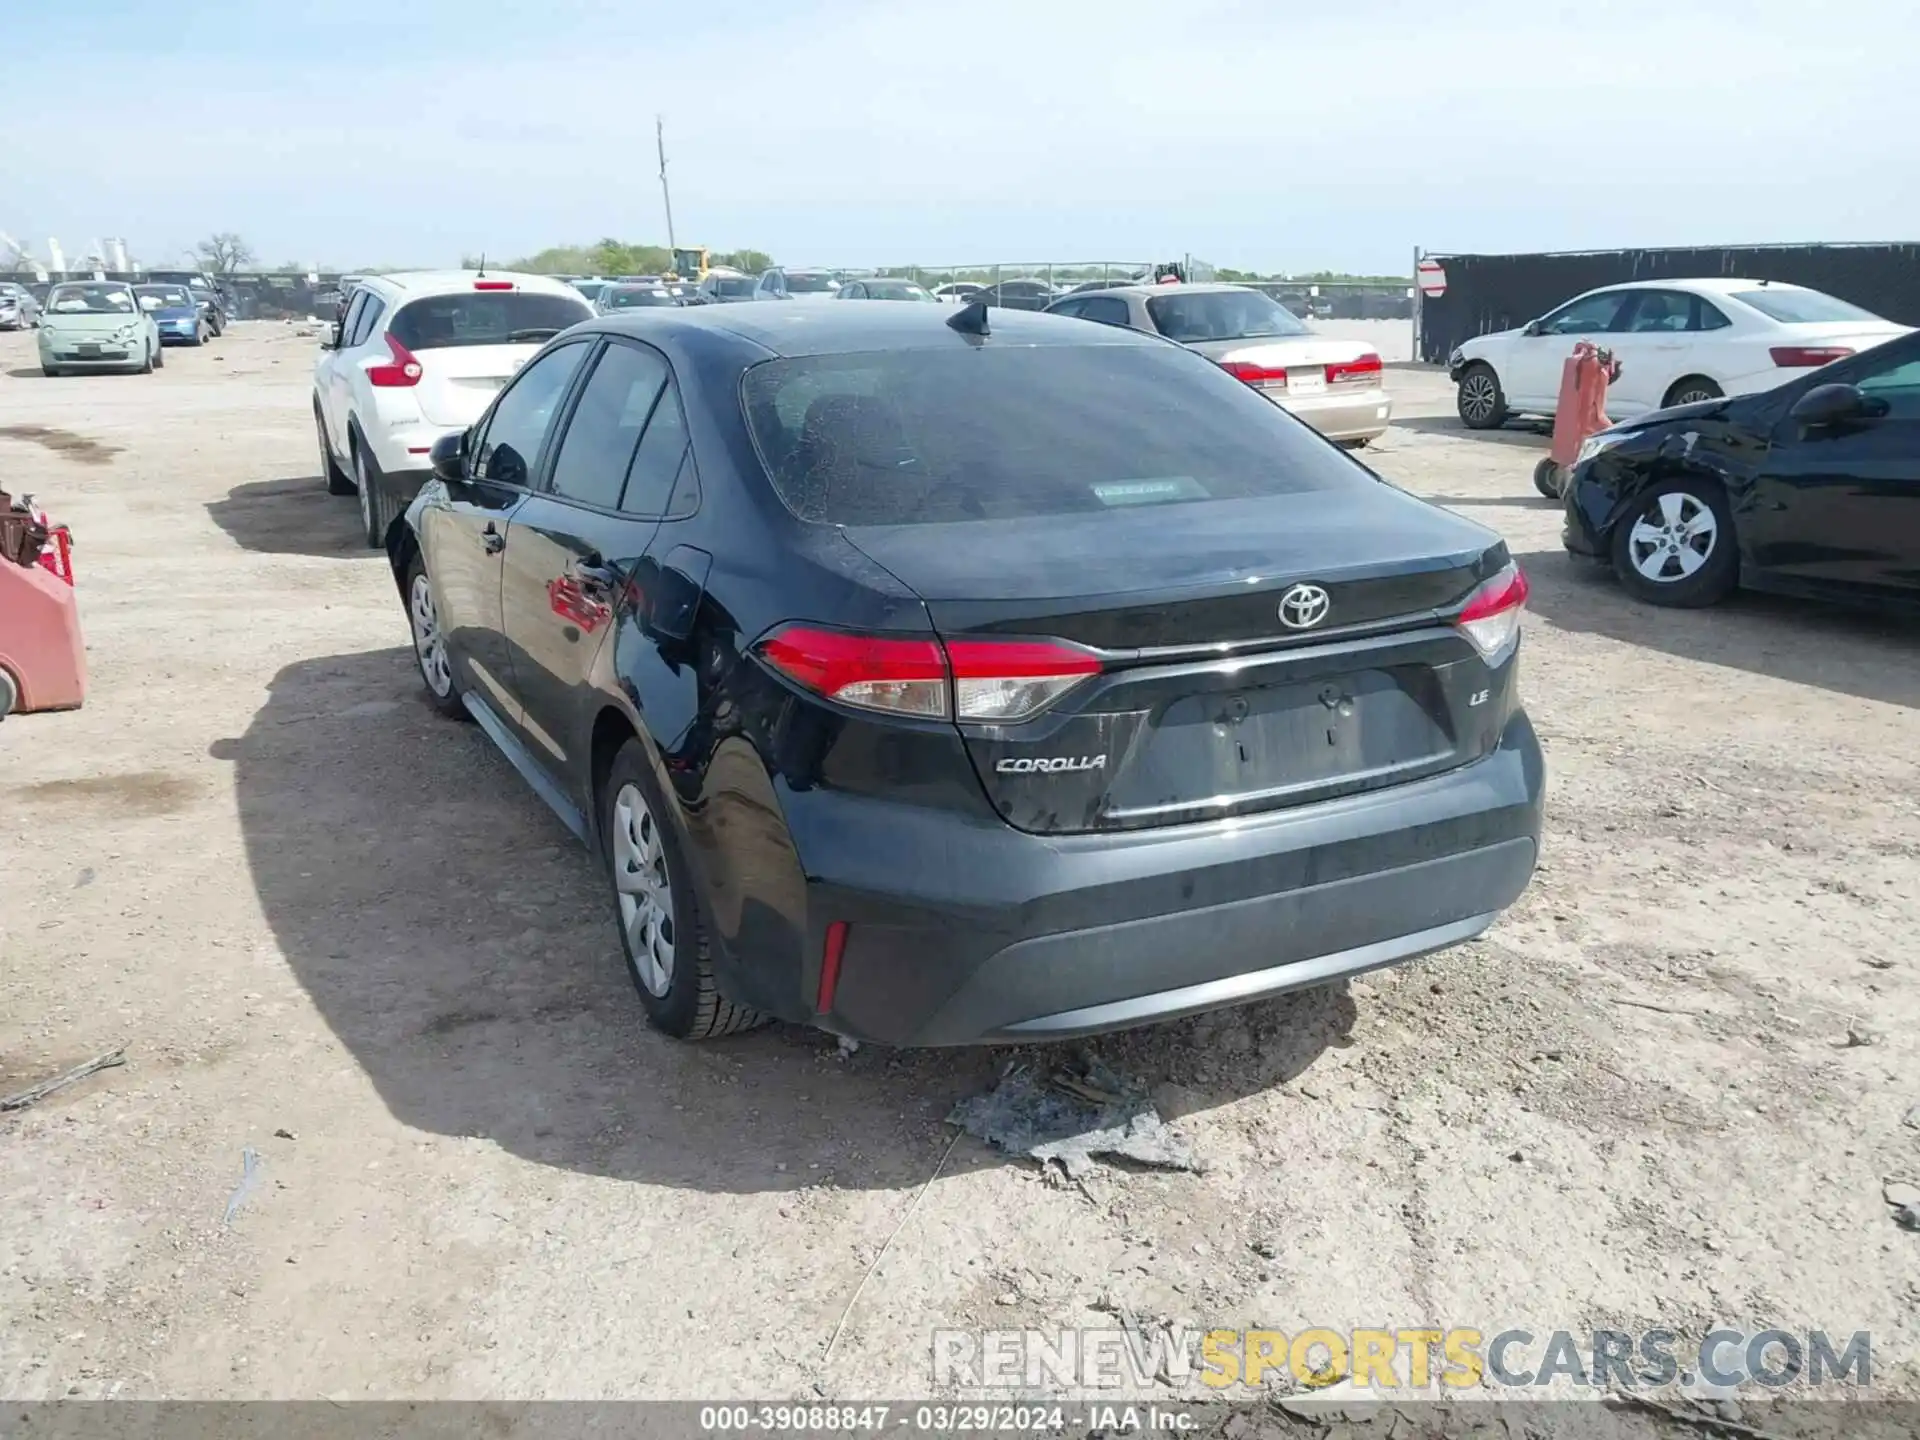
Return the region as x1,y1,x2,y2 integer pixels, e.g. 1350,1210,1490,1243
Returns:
1219,359,1287,387
366,333,423,387
816,920,849,1012
473,280,514,291
1770,345,1854,368
1455,562,1529,661
1326,352,1383,386
756,626,1101,722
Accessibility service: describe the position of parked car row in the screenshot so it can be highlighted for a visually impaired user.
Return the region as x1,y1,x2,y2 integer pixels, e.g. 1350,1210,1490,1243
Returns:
368,299,1540,1048
1442,275,1920,615
30,279,223,376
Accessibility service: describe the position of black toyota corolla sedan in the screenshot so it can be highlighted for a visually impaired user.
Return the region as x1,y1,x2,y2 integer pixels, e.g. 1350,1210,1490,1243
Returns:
1564,328,1920,609
388,302,1544,1045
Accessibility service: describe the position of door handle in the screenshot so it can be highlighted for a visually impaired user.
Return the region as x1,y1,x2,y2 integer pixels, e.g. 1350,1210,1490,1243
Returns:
482,522,504,555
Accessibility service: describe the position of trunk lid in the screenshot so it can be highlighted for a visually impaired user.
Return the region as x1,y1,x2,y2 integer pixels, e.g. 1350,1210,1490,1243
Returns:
843,487,1518,834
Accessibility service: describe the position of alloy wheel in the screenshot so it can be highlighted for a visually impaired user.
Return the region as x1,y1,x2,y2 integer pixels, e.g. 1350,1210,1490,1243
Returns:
1460,373,1496,423
1627,491,1718,583
1672,386,1715,407
613,783,676,998
408,572,453,698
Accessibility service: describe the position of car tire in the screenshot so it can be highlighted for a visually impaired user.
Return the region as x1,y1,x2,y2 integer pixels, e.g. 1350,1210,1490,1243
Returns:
139,345,154,375
191,324,207,346
1663,376,1722,409
1609,478,1737,608
404,554,466,719
1456,362,1508,429
317,408,354,495
0,666,17,720
353,440,385,548
601,737,765,1041
1532,457,1563,499
152,344,164,370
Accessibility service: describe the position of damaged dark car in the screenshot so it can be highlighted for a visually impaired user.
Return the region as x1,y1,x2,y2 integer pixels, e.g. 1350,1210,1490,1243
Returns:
1564,329,1920,609
388,302,1545,1046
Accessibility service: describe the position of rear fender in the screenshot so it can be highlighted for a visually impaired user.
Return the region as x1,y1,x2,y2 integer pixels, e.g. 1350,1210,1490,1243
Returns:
582,626,806,1019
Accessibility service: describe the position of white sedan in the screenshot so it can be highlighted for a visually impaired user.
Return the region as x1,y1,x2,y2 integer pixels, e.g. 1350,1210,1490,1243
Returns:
1448,278,1909,429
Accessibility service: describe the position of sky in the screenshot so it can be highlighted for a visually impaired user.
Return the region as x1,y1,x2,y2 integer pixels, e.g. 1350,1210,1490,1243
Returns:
5,0,1918,276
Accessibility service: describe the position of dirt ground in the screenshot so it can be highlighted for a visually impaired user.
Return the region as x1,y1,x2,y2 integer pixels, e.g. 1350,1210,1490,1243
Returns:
2,321,1917,1409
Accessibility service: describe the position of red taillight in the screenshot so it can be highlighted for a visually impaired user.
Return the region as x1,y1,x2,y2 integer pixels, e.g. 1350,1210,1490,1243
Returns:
1455,562,1529,661
758,628,949,717
1770,345,1853,369
366,333,423,387
1220,359,1287,387
816,920,849,1013
755,625,1101,722
1326,352,1383,386
473,280,514,291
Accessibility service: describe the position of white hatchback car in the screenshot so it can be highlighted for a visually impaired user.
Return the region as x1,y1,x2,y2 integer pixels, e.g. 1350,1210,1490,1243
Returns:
314,271,594,545
1448,278,1910,430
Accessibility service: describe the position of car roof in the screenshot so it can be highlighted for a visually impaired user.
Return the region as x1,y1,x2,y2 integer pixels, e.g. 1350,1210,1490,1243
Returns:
1580,276,1817,298
359,270,583,299
591,301,1166,358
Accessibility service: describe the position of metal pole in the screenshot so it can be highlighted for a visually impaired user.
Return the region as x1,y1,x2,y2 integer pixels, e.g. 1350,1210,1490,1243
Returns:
1412,245,1422,365
657,115,677,253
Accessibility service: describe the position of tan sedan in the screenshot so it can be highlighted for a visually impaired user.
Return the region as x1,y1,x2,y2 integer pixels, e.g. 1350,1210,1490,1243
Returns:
1044,283,1392,444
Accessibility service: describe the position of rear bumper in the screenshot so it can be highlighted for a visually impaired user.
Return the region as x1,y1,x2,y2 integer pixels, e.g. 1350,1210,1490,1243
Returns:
1264,386,1394,442
782,710,1544,1046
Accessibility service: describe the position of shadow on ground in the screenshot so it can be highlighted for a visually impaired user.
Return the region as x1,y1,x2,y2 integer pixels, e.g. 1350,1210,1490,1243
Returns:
1390,415,1551,444
212,647,1356,1195
1518,546,1920,709
206,476,376,558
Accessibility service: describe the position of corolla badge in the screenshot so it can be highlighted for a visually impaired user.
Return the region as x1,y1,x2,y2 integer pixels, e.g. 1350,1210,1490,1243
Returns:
1278,583,1331,630
995,755,1107,774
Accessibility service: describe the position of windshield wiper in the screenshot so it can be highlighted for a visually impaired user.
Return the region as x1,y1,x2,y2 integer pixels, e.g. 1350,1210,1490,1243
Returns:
506,327,563,342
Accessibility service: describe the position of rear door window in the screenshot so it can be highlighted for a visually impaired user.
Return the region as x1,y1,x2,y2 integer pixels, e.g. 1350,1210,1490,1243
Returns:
622,375,693,517
546,341,669,510
1080,296,1133,328
742,343,1369,525
389,290,592,352
349,296,385,346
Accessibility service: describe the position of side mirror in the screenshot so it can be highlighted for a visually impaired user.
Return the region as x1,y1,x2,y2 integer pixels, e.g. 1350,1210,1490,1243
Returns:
1522,319,1546,337
429,430,469,482
1789,382,1877,429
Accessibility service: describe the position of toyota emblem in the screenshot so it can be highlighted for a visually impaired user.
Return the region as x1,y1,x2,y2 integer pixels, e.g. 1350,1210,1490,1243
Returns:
1278,583,1331,630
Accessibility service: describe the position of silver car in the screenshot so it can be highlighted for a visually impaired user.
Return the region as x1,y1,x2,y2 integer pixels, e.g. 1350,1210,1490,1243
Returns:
1045,283,1392,444
0,282,40,330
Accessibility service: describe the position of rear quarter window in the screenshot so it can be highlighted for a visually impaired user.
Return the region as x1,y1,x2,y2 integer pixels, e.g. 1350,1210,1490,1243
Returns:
389,290,592,351
741,344,1368,526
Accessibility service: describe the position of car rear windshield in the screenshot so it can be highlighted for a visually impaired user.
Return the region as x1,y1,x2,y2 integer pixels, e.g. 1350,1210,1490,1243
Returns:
869,282,934,301
1147,289,1309,343
604,287,674,308
742,344,1367,526
1730,288,1881,325
785,273,839,294
388,291,593,351
135,285,192,305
